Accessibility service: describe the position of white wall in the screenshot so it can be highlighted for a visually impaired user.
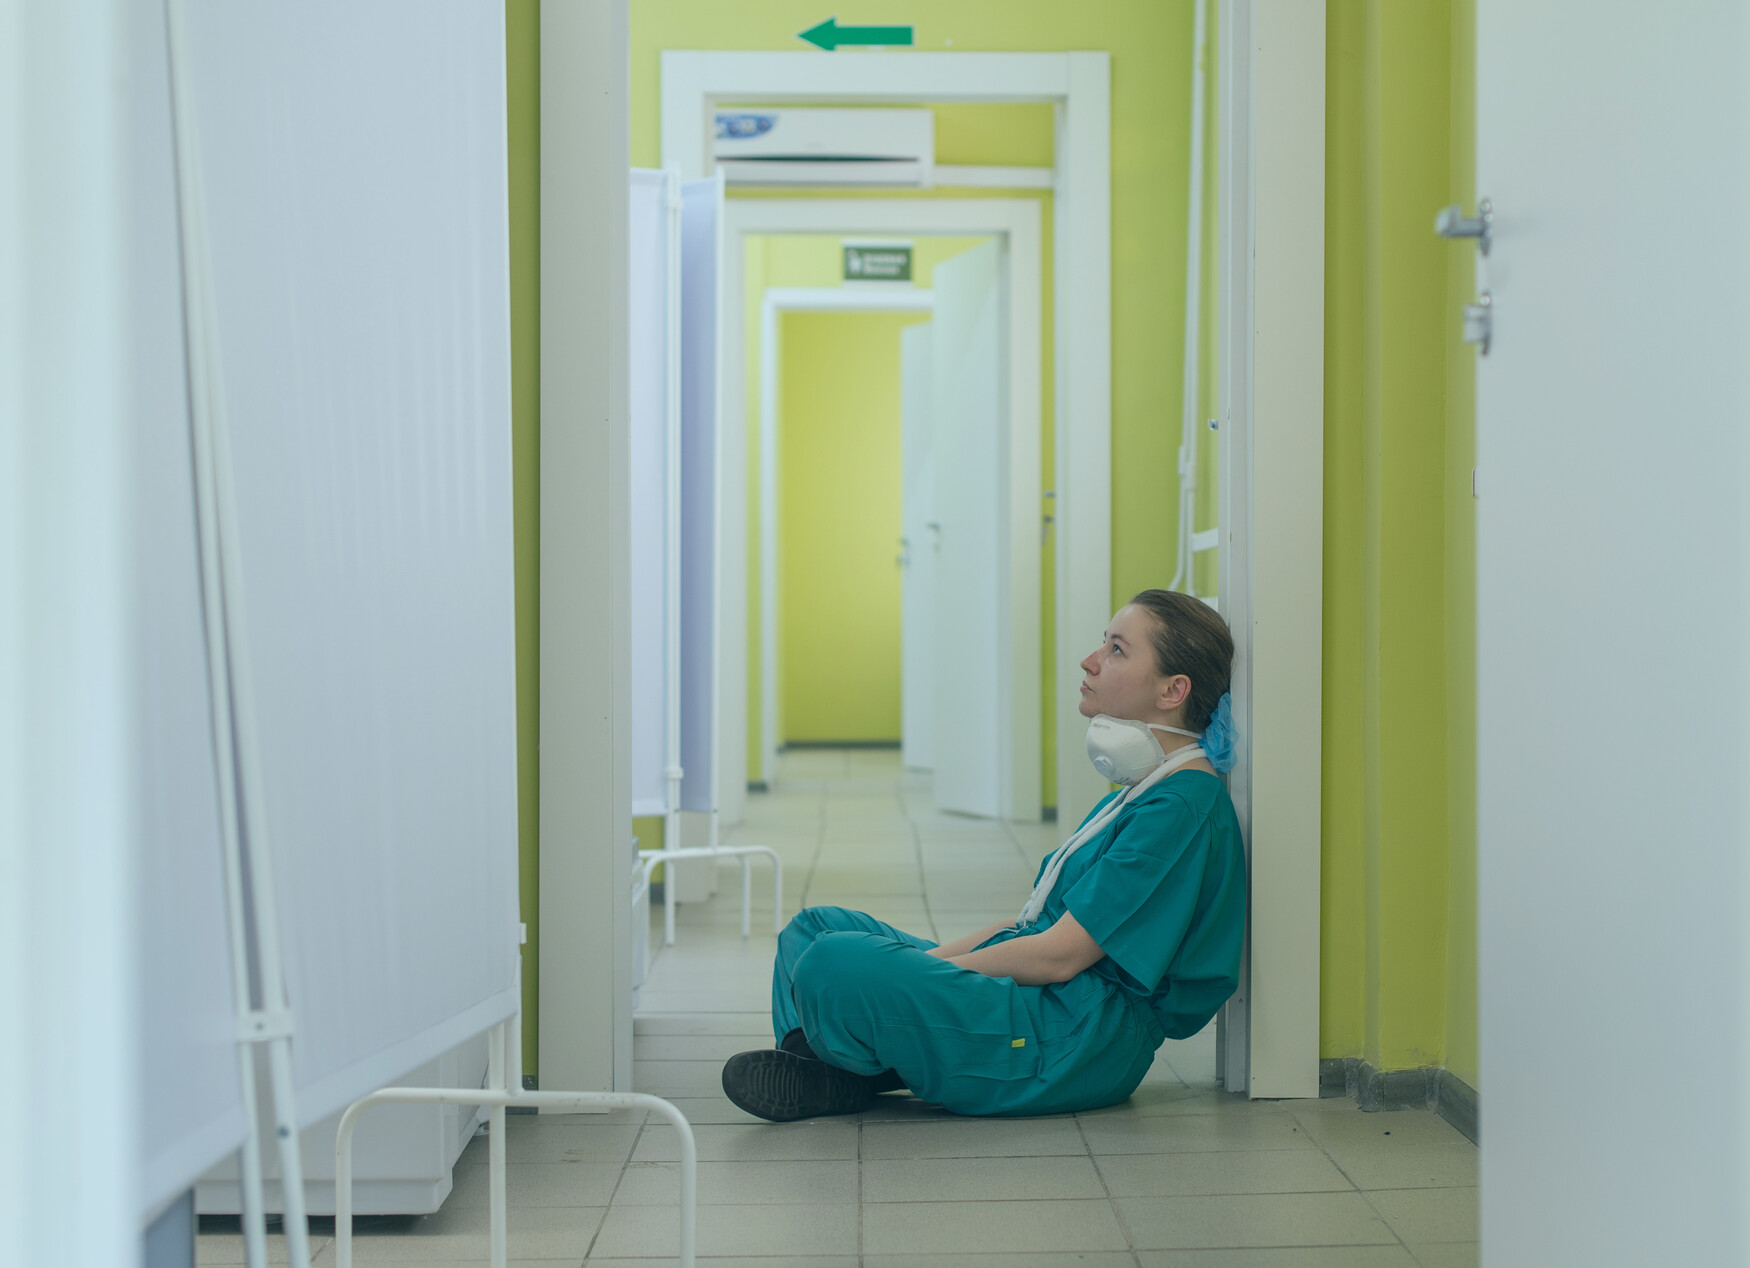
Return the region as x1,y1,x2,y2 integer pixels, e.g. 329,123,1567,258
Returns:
1477,2,1750,1261
1,4,139,1261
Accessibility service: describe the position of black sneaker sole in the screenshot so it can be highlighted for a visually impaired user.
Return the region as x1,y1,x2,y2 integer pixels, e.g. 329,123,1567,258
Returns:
721,1049,875,1122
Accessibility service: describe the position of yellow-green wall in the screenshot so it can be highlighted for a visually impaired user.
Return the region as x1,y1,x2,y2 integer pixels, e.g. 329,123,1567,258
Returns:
1322,0,1477,1084
505,0,540,1077
778,310,926,741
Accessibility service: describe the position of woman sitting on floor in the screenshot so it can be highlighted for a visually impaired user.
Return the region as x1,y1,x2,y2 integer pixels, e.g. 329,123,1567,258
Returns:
721,588,1247,1121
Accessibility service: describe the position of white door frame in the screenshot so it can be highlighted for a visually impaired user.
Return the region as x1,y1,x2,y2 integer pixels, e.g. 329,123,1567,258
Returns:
662,50,1106,830
729,200,1042,824
539,0,635,1095
1215,0,1325,1098
756,287,935,788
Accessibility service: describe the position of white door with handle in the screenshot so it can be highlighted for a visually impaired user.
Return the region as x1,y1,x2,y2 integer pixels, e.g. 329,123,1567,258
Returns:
929,240,1008,818
899,320,936,771
1474,5,1750,1263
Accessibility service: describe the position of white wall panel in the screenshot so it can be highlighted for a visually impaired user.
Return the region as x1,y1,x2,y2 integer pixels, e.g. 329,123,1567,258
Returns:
628,170,670,818
183,1,519,1127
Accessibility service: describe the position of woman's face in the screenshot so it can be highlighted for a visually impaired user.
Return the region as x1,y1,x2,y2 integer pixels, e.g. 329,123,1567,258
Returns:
1078,604,1185,722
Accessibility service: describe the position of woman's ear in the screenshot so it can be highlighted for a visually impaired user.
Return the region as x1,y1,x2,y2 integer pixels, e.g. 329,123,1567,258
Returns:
1156,674,1192,713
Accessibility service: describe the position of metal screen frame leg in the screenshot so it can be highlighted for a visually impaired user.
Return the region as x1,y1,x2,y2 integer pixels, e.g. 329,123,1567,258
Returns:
334,1051,698,1268
639,844,783,944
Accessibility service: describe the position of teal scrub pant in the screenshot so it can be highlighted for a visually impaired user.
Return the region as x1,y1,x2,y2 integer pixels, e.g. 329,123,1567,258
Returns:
772,906,1165,1117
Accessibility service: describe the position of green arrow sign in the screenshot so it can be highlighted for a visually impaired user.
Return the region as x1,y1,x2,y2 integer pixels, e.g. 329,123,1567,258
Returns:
799,17,915,51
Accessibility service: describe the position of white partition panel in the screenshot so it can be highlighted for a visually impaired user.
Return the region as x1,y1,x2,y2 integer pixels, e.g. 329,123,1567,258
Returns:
184,2,519,1128
678,176,720,814
133,0,247,1211
628,169,671,818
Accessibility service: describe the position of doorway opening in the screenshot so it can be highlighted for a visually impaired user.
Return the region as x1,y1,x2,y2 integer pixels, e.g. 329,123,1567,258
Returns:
729,205,1044,830
749,234,1027,830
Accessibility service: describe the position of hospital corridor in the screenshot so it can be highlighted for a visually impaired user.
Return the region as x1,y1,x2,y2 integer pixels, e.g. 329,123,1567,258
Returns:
11,1,1750,1266
201,751,1475,1264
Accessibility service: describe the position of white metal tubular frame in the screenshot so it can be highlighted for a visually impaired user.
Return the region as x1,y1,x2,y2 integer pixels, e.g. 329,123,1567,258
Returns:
662,51,1096,829
639,844,782,946
163,2,311,1261
1169,0,1211,596
334,1022,698,1268
756,285,938,785
721,199,1044,824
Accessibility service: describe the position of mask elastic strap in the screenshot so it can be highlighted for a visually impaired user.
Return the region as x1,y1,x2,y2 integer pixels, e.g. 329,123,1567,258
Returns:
1146,722,1202,740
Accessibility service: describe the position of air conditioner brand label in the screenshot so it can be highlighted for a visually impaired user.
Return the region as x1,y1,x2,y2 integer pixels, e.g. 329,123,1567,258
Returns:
844,244,912,282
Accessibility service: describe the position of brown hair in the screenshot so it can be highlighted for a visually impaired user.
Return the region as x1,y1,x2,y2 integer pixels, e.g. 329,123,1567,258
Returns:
1128,589,1234,732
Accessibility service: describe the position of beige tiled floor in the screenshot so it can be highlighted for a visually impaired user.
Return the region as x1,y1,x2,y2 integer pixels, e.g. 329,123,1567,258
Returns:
199,748,1478,1267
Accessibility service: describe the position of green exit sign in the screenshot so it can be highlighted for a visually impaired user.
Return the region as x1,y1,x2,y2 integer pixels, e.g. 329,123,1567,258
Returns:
844,243,913,282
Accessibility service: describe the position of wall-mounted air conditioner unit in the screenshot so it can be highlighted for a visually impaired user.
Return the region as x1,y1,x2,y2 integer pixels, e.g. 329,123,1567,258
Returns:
713,108,934,186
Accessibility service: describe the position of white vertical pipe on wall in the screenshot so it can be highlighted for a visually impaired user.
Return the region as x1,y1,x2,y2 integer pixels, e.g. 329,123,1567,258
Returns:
163,1,310,1260
1170,0,1211,596
1214,0,1254,1096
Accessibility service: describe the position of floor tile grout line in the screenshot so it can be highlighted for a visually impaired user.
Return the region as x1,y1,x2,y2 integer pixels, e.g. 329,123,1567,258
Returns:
1073,1111,1143,1268
578,1110,649,1263
795,788,828,911
897,773,941,942
856,1111,866,1268
1287,1105,1423,1258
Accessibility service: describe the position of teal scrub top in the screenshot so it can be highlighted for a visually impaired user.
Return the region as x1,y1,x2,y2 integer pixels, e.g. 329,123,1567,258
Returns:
1028,770,1247,1040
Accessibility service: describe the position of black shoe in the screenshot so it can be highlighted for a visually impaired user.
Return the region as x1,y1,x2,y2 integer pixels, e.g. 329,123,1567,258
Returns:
778,1027,907,1095
721,1048,876,1122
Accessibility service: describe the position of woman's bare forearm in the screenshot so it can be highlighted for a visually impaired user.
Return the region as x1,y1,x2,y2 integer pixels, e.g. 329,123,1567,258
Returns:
947,936,1076,986
946,911,1108,986
927,923,1008,959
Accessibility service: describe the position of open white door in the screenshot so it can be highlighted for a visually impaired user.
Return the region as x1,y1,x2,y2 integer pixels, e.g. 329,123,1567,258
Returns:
1475,5,1750,1263
899,321,936,771
929,240,1008,818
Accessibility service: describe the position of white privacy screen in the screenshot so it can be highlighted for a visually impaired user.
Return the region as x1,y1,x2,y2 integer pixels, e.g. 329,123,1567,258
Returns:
628,170,671,818
185,2,520,1127
678,179,719,813
133,0,247,1212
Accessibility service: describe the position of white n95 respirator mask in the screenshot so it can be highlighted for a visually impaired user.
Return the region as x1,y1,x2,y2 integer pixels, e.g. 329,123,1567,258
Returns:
1086,715,1201,785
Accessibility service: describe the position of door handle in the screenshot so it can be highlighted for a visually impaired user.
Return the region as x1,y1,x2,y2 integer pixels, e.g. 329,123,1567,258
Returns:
1436,196,1493,355
1435,198,1492,255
